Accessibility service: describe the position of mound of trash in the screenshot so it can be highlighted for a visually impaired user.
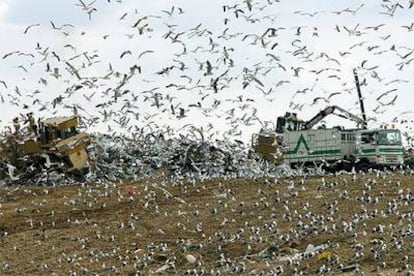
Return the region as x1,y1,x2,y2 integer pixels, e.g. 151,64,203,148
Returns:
0,133,289,185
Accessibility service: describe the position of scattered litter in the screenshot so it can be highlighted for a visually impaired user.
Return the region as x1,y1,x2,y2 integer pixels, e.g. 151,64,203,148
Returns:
317,250,333,260
185,254,196,264
277,243,330,262
258,244,279,259
154,262,175,274
341,263,359,272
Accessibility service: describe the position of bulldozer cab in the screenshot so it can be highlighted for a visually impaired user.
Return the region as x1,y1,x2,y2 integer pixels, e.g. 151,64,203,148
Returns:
251,130,284,165
39,116,79,145
37,115,90,171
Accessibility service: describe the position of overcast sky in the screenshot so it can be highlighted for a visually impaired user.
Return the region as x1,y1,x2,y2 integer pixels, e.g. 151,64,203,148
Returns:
0,0,414,144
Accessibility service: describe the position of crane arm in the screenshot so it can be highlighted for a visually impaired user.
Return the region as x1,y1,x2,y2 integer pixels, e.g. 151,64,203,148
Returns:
304,105,366,130
330,105,366,127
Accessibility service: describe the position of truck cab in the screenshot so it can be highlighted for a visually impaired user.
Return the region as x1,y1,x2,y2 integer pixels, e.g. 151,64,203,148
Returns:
276,112,305,133
355,128,404,168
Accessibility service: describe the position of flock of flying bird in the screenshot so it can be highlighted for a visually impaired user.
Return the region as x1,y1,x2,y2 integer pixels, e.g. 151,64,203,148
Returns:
0,0,413,143
1,0,414,274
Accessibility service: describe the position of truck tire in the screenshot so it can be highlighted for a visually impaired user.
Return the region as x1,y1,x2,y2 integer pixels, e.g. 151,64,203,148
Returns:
356,162,369,172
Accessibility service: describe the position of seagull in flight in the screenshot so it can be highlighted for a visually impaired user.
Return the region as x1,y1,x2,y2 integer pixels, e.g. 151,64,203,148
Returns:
23,24,40,34
76,0,96,10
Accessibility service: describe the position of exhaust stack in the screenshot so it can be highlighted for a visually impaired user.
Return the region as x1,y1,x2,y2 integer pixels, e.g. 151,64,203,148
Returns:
353,68,367,129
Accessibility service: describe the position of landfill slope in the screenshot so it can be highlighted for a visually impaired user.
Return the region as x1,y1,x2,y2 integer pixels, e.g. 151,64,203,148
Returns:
0,172,413,274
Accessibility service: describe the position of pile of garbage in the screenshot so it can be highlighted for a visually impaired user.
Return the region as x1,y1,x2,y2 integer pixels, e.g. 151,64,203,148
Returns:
87,133,282,180
0,132,288,185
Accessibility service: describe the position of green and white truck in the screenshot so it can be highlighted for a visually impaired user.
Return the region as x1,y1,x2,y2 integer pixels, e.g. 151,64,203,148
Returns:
252,69,404,171
253,108,404,171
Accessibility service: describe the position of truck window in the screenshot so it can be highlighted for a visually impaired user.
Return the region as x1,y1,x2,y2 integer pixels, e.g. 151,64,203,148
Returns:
361,132,375,144
341,133,355,142
377,130,401,145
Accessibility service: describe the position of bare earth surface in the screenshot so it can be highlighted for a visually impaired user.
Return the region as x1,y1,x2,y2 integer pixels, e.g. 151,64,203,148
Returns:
0,171,413,275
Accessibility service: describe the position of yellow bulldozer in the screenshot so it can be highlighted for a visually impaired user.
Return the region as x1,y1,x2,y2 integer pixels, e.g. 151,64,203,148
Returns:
0,115,90,176
251,130,284,165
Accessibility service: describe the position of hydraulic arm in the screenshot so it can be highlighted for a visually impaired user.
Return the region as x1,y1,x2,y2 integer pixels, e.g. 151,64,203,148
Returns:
303,105,366,130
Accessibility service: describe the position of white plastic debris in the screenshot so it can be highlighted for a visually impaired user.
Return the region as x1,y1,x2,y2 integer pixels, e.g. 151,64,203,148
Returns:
185,254,197,264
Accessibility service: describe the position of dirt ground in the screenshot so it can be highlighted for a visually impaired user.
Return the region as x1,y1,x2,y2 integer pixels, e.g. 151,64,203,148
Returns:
0,170,413,275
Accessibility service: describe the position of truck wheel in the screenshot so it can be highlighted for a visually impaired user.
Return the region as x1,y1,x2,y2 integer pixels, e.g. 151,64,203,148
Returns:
356,162,369,172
